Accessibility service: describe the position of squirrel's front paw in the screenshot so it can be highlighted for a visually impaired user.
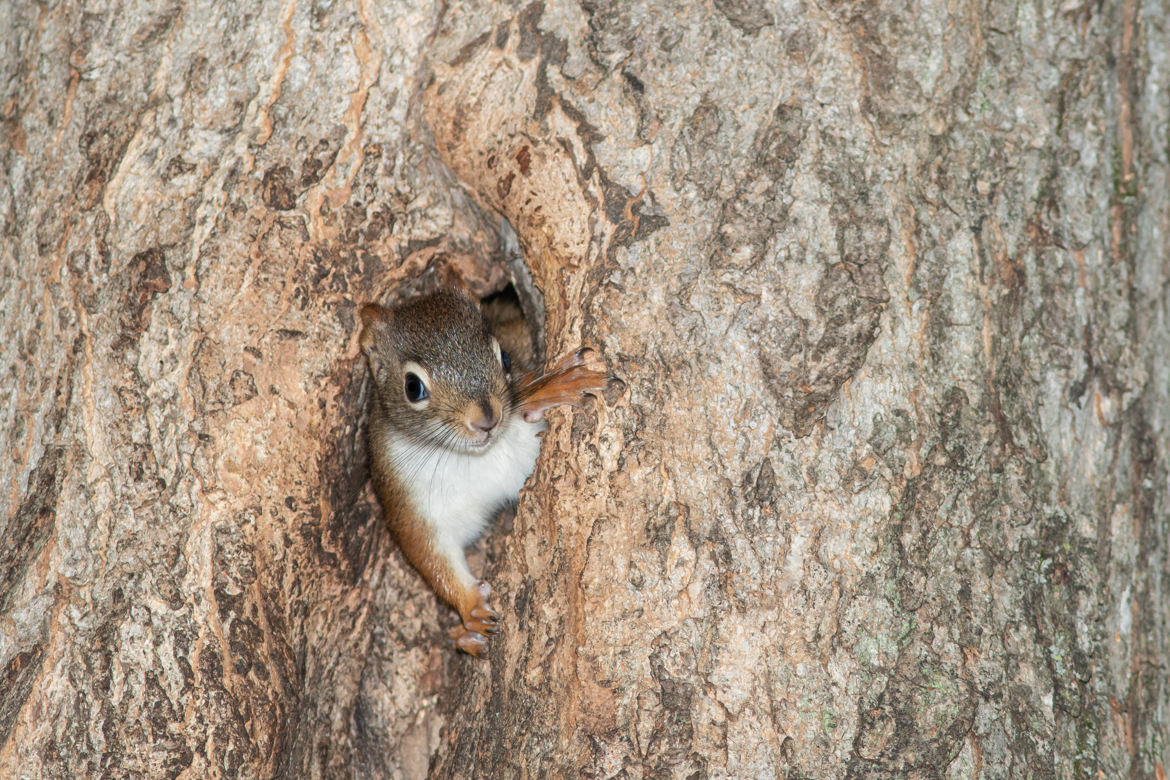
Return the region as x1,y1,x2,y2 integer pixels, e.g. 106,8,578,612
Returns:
453,626,490,657
453,581,499,657
518,348,611,422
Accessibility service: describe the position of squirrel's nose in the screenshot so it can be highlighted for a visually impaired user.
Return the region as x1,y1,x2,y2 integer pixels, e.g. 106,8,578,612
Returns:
468,401,500,434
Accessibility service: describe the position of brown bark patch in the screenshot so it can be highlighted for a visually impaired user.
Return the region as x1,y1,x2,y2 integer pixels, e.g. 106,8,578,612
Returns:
118,246,172,348
0,647,46,748
262,165,298,211
0,447,62,612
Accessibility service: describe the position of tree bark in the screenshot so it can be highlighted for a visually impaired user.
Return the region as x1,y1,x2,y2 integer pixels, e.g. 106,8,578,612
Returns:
2,0,1168,778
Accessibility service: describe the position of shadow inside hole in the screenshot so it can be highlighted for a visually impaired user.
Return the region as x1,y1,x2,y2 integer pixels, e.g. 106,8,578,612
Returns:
481,284,540,376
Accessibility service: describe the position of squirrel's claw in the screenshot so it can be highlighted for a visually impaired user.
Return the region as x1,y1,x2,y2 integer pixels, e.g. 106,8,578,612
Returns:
516,348,610,422
454,628,490,657
453,580,499,655
468,606,500,634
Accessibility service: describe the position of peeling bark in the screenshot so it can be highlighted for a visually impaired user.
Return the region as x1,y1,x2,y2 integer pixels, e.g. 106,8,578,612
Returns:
2,0,1168,778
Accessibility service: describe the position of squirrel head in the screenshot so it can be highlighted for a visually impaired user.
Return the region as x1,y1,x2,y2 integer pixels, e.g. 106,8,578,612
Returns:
360,290,514,452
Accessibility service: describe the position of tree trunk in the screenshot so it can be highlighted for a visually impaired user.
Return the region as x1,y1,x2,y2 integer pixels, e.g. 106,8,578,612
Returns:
2,0,1167,777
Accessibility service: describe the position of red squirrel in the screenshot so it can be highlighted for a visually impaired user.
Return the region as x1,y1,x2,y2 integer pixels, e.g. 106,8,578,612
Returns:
359,287,607,656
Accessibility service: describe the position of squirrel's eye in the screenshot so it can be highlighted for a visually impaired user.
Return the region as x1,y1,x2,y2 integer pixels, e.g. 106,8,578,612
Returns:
501,350,511,373
404,373,429,403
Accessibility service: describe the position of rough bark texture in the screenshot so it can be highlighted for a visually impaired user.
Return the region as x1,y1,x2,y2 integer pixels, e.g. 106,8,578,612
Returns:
2,0,1168,778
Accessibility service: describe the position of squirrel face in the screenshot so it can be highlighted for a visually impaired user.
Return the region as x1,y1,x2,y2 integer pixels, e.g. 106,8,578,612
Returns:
360,291,513,453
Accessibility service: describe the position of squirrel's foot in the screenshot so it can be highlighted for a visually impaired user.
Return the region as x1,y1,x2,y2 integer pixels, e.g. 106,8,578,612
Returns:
453,581,499,657
518,348,610,423
453,627,490,657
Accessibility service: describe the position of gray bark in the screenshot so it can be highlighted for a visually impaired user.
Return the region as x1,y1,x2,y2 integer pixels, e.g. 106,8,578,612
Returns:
2,0,1168,778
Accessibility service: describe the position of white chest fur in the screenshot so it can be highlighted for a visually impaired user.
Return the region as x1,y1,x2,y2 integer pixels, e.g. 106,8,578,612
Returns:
383,417,546,548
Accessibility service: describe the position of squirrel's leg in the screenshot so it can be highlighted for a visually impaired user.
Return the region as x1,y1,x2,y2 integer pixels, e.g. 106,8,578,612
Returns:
516,349,610,423
393,521,498,657
434,532,500,657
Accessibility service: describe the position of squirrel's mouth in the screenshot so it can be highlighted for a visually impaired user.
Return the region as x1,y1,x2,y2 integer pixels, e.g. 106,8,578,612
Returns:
458,432,494,452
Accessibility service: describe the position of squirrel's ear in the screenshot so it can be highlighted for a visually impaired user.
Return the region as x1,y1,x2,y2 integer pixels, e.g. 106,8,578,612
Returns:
359,303,394,358
435,263,473,297
360,303,391,330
